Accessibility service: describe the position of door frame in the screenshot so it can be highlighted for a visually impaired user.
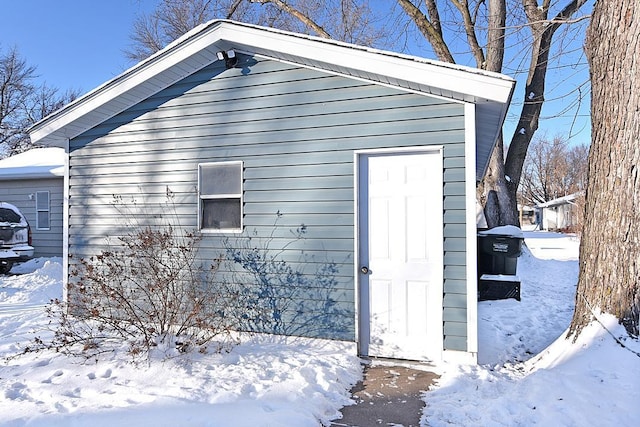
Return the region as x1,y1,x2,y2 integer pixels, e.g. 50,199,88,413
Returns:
354,146,444,360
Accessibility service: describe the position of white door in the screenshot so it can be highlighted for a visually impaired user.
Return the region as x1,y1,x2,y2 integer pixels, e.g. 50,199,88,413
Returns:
358,150,443,361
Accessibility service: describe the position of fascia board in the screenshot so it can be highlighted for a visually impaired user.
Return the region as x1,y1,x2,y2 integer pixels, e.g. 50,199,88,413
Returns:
218,23,515,104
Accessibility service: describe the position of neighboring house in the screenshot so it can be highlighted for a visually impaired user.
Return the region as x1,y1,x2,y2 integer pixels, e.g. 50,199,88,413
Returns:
0,147,65,257
28,20,514,364
537,192,584,232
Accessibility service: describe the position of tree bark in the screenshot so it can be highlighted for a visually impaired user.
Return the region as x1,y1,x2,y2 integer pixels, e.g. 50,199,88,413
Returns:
569,0,640,337
485,0,505,72
476,133,518,227
396,0,455,63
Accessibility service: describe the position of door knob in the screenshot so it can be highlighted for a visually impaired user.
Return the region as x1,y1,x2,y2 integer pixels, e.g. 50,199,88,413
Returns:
360,266,369,274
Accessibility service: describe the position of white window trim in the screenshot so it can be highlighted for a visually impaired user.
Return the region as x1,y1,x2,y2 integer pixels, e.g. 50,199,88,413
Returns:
198,161,244,233
35,190,51,231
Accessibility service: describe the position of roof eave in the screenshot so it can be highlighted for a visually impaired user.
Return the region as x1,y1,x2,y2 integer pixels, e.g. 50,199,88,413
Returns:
29,21,229,145
29,20,515,147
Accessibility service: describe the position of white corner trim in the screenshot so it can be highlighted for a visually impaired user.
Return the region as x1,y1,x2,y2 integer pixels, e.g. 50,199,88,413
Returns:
62,140,70,303
353,151,362,356
464,103,479,358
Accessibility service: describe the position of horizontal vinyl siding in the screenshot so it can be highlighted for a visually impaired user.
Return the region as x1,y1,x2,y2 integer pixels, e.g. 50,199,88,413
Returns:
442,144,469,351
0,178,64,258
69,57,467,345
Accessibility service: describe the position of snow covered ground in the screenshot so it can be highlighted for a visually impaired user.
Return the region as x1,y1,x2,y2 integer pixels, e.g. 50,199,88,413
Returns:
0,259,360,426
0,231,638,426
424,231,640,426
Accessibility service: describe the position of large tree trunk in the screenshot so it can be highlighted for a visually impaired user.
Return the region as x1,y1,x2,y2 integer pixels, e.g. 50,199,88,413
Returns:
477,135,518,227
569,0,640,338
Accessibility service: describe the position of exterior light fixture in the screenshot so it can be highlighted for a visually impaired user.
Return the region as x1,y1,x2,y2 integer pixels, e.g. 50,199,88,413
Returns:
216,49,238,69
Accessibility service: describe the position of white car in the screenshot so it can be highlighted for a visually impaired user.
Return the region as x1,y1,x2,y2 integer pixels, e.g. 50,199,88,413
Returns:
0,202,35,274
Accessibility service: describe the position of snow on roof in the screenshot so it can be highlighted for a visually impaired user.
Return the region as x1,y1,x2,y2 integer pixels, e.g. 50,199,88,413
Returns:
537,192,584,208
0,147,65,180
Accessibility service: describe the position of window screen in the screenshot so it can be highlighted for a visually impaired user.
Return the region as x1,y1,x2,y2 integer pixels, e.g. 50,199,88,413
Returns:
198,162,243,231
36,191,50,230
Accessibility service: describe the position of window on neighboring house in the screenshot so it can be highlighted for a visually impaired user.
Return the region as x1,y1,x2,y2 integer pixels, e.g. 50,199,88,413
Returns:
198,161,243,232
36,191,50,230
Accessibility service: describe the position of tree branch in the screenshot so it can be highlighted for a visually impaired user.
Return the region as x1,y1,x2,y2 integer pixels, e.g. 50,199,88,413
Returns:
505,0,588,190
448,0,486,68
485,0,505,73
226,0,244,19
251,0,331,38
397,0,455,63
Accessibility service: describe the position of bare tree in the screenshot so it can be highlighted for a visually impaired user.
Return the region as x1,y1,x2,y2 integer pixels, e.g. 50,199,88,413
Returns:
390,0,589,226
0,47,36,152
566,142,588,194
0,46,79,156
519,134,587,207
569,0,640,338
21,84,77,127
126,0,387,62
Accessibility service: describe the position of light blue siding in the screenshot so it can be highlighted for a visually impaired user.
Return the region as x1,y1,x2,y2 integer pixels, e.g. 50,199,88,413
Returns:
69,56,470,348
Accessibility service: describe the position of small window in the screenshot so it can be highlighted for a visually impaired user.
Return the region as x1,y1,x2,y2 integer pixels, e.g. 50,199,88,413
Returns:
36,191,51,230
198,161,243,232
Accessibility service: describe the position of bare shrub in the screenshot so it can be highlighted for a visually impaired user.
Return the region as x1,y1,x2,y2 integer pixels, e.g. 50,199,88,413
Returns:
42,191,237,360
26,198,351,362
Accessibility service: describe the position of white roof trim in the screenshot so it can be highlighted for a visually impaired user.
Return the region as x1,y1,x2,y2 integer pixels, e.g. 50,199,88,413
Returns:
29,20,515,148
537,191,584,208
217,23,514,102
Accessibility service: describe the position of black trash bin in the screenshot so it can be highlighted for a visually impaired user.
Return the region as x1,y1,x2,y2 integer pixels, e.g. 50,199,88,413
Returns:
477,229,523,275
477,226,524,301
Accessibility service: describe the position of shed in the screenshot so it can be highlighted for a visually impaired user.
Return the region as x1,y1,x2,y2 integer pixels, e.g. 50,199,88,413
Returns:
537,192,584,232
29,20,514,364
0,147,65,257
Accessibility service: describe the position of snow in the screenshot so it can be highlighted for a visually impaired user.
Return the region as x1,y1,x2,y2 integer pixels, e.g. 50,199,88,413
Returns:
0,259,361,427
423,231,640,426
478,225,524,238
0,147,65,178
0,232,638,426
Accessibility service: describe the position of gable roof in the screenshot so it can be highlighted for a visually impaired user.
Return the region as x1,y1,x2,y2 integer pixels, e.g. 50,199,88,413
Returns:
29,20,515,180
537,191,584,209
0,147,65,180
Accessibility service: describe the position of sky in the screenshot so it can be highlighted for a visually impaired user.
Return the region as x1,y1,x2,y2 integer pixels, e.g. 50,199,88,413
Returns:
0,1,156,93
1,0,591,146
